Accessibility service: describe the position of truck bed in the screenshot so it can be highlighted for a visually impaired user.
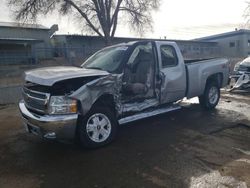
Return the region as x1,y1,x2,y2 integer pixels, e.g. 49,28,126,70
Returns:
185,58,229,98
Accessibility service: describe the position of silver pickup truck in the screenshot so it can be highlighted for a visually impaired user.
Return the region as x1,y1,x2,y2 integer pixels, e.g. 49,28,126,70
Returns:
19,41,229,148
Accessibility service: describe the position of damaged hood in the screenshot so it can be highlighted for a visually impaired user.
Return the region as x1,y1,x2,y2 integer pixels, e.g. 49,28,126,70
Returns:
25,66,109,86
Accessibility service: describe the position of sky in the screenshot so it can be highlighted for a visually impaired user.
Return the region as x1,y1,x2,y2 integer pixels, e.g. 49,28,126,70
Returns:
0,0,248,40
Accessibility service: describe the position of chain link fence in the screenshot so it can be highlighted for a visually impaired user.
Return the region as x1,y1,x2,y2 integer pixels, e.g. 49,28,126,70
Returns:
0,47,89,104
0,50,34,64
0,46,243,104
0,47,90,65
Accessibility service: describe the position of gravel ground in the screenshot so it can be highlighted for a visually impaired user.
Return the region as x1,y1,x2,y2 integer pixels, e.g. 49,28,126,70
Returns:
0,91,249,188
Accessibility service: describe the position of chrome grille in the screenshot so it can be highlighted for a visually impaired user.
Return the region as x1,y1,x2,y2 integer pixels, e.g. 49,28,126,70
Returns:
22,87,50,114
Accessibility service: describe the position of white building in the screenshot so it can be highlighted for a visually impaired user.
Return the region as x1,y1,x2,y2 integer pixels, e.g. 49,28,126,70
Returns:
0,22,58,64
196,29,250,58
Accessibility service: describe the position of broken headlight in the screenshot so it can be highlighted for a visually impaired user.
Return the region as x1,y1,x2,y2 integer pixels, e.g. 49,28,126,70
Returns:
48,96,77,115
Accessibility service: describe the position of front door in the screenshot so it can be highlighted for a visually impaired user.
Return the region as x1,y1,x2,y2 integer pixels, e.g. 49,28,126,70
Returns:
121,42,158,114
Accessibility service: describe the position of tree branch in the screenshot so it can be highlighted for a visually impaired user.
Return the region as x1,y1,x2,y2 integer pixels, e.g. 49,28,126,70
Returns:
65,0,103,37
110,0,123,37
8,0,160,45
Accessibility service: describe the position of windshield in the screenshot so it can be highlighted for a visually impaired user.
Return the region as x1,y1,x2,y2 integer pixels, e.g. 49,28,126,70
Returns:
81,45,128,73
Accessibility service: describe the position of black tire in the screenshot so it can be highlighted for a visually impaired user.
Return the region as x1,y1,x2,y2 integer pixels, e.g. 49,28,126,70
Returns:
199,82,220,110
77,106,117,149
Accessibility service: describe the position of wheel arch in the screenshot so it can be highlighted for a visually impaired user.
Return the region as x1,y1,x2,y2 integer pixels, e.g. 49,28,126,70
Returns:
75,93,118,142
92,94,117,115
199,73,221,109
202,72,223,93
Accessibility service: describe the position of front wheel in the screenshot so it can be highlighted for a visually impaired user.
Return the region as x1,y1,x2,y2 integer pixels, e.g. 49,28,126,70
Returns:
199,82,220,110
77,106,117,148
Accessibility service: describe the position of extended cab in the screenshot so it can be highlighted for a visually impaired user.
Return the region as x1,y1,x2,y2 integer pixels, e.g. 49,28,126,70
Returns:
19,41,229,148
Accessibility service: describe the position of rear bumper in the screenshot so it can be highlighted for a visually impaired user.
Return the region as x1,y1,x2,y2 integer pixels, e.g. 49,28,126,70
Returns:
19,100,78,140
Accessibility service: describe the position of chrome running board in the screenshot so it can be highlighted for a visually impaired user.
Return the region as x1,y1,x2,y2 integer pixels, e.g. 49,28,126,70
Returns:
118,105,181,125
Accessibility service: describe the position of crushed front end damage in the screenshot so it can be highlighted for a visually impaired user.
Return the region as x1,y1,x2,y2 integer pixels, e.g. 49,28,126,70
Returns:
18,64,124,140
229,73,250,92
70,74,123,117
19,72,123,141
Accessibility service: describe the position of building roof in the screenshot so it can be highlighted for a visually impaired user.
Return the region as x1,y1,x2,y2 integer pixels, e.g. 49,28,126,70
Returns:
195,29,250,41
0,21,49,30
54,34,217,44
0,37,43,43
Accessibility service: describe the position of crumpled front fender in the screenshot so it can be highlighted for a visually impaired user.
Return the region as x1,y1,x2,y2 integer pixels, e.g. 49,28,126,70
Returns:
70,74,123,116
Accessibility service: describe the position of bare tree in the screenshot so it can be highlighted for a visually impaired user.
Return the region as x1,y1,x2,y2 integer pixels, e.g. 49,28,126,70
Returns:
243,2,250,28
8,0,161,45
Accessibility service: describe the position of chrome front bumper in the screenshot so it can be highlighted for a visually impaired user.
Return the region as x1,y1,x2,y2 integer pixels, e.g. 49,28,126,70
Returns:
19,100,78,140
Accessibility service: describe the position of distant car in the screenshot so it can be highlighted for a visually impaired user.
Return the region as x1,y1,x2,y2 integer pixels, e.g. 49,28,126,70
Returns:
230,57,250,91
234,57,250,74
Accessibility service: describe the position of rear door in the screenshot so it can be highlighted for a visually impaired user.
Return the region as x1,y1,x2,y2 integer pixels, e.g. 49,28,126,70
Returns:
155,41,186,104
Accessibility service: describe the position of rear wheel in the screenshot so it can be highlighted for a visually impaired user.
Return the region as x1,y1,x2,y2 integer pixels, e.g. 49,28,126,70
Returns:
199,82,220,110
77,106,117,148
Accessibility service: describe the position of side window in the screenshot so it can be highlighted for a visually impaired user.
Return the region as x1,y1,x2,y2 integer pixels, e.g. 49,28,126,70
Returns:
160,45,178,67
